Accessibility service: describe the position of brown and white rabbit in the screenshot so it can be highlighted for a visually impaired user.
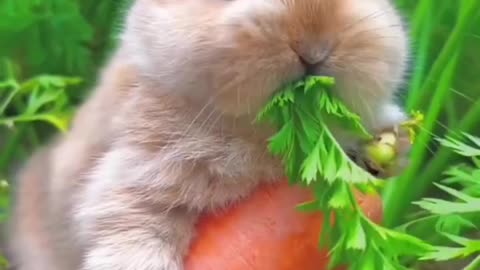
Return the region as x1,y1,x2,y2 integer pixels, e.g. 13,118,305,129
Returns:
8,0,410,269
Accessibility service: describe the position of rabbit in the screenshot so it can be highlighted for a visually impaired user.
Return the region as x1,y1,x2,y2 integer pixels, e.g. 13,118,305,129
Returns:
8,0,411,269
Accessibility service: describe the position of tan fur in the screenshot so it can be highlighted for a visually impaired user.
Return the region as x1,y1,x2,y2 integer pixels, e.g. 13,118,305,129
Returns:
8,0,410,269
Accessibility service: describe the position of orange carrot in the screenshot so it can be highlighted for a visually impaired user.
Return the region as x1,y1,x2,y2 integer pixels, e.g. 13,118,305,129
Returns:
185,180,382,270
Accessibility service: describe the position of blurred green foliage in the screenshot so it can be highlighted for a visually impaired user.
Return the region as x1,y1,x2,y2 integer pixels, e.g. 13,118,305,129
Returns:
385,0,480,225
0,0,131,176
0,1,130,267
0,0,480,269
0,0,130,80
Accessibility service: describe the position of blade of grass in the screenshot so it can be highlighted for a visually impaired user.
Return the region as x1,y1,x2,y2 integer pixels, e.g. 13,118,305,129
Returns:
405,0,434,103
408,0,480,110
384,52,461,226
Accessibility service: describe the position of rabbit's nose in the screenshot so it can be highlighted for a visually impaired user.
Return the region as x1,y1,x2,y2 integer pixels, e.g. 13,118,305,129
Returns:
298,56,319,76
293,43,331,75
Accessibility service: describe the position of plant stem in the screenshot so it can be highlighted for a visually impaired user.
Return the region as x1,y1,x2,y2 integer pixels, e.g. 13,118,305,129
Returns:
384,52,461,226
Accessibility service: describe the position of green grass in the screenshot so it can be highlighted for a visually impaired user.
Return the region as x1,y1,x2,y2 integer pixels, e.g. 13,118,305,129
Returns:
1,0,480,269
0,0,131,174
384,0,480,226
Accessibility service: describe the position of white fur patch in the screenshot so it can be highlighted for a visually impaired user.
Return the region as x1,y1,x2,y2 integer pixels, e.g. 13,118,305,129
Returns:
376,103,407,130
83,241,181,270
221,0,286,24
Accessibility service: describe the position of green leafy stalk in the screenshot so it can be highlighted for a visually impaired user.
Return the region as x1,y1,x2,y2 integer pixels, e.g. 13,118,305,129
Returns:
257,76,435,270
397,134,480,268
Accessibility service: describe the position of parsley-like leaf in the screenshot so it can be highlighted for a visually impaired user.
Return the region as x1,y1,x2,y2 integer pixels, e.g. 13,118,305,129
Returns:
257,76,435,269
